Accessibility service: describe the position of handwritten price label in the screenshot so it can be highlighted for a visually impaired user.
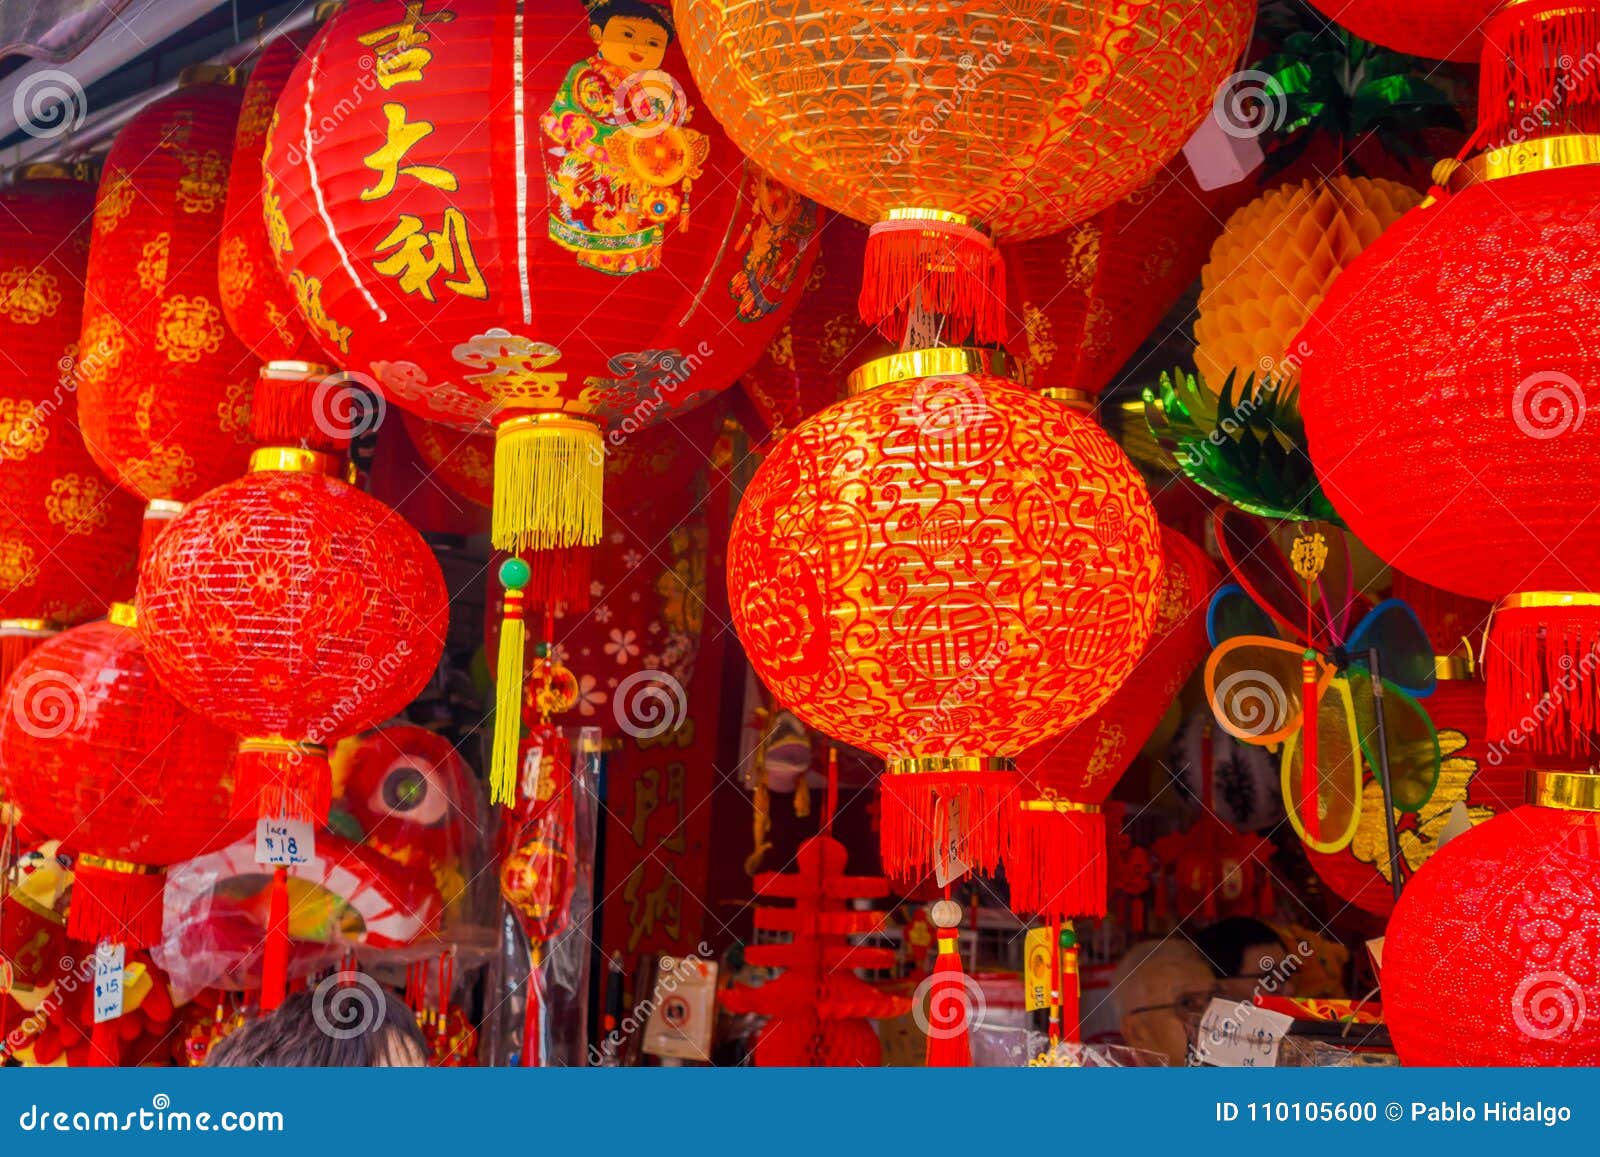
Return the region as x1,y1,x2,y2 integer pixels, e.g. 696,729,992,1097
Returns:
1195,998,1294,1068
92,942,126,1025
255,818,314,866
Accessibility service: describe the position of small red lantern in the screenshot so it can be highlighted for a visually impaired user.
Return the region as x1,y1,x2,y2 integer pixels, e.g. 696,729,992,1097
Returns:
0,167,142,683
728,349,1162,880
1304,1,1496,62
0,610,243,949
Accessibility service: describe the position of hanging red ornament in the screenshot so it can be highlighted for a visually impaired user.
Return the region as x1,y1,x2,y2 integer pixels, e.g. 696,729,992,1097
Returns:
0,167,143,685
1303,0,1498,63
1383,788,1600,1065
1007,526,1216,919
134,451,448,825
728,349,1162,882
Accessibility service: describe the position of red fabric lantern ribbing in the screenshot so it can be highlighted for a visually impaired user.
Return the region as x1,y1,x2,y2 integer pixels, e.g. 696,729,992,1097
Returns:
0,613,244,948
1007,526,1216,918
264,0,819,557
1304,0,1496,63
1383,800,1600,1065
0,169,142,684
76,72,256,512
134,456,449,824
219,29,338,449
674,0,1254,344
728,350,1162,881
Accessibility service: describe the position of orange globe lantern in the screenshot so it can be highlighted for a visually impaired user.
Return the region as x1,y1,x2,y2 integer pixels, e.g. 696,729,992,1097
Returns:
75,70,256,526
673,0,1254,344
728,350,1162,880
0,167,142,684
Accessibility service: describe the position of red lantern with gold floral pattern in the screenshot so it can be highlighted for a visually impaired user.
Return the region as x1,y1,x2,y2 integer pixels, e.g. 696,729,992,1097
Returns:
0,168,143,684
75,70,256,517
1007,525,1216,918
0,611,244,948
674,0,1254,345
135,452,449,825
728,349,1162,881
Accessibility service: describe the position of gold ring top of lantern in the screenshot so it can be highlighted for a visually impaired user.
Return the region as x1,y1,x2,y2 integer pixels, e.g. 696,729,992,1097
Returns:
1498,590,1600,611
1461,134,1600,185
884,207,976,228
239,736,328,757
263,359,333,380
1435,654,1476,681
107,602,138,629
885,755,1016,776
495,412,605,439
1528,770,1600,813
847,347,1010,396
0,618,55,636
144,498,185,519
76,853,164,876
1018,798,1102,814
178,64,238,88
249,446,341,476
1041,386,1094,412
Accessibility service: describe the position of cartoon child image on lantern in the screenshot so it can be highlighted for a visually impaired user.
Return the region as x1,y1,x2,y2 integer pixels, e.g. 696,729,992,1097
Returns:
542,0,709,275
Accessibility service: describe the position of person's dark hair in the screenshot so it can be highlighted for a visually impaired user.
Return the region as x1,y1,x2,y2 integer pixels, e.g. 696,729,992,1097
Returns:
205,984,427,1068
1189,917,1286,980
585,0,675,40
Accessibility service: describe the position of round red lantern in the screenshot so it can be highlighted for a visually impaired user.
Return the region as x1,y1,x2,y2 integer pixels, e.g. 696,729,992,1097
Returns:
75,70,256,512
1383,791,1600,1065
0,610,243,948
135,452,449,825
264,0,820,558
673,0,1254,343
728,349,1163,880
1304,1,1496,62
0,167,143,682
1007,526,1217,918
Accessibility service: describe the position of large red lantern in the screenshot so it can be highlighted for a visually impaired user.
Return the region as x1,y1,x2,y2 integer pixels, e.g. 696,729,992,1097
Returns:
264,0,820,559
75,70,256,514
1304,1,1496,62
1007,526,1216,918
673,0,1254,344
135,452,449,825
1383,792,1600,1065
0,168,142,683
728,349,1162,880
0,611,243,949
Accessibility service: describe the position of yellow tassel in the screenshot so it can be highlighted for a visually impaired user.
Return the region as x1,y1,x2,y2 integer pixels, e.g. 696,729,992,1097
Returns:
493,414,604,553
490,559,531,808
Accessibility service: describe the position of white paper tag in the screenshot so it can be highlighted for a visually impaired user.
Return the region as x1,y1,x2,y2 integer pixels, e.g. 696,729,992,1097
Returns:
1181,110,1266,191
255,817,314,866
933,799,969,887
92,942,126,1025
1195,997,1294,1068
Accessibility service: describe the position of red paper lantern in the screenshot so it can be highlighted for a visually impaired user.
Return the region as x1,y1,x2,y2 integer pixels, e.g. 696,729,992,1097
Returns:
1007,526,1217,918
1303,0,1496,62
0,612,243,947
728,349,1162,880
1383,795,1600,1065
674,0,1254,343
264,0,820,557
75,70,256,510
0,168,142,682
135,453,449,824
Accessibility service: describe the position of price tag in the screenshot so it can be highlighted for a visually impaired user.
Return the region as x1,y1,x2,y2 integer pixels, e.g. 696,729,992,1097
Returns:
92,942,125,1024
1022,926,1053,1012
933,799,969,887
255,817,314,866
1195,997,1294,1068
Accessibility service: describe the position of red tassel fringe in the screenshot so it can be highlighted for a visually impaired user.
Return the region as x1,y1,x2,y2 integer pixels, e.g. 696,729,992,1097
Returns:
251,365,343,452
1,630,49,692
1480,1,1600,148
879,770,1019,881
89,1016,122,1067
1486,601,1600,763
259,866,291,1012
1003,806,1107,919
233,746,333,825
924,944,973,1067
67,860,166,949
139,507,179,563
859,218,1006,346
525,546,592,612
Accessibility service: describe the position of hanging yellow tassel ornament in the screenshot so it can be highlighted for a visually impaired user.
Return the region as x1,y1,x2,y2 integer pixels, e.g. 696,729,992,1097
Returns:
491,557,531,807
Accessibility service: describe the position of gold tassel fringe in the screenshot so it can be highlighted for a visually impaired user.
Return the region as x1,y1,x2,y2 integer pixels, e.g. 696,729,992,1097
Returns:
493,414,604,553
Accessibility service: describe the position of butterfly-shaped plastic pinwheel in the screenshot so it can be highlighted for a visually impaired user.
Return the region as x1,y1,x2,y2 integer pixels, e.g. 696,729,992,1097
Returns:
1202,508,1441,855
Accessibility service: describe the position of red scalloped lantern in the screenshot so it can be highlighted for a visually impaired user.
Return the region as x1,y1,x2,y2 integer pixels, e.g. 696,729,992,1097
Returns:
135,453,449,825
1383,793,1600,1065
264,0,819,558
0,168,143,683
728,349,1162,880
0,612,243,948
1304,1,1496,62
1007,526,1216,918
674,0,1254,344
75,70,256,515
